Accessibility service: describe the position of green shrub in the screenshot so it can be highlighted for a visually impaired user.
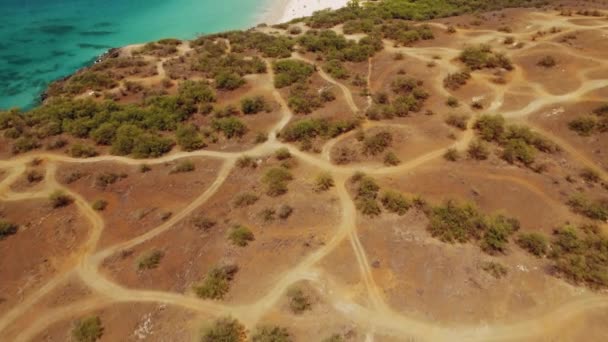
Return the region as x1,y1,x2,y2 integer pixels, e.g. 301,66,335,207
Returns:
192,215,217,231
259,208,276,222
281,118,359,142
363,131,392,155
481,214,520,254
354,176,382,217
176,124,205,151
171,160,195,173
381,190,411,215
384,151,401,166
314,172,334,192
50,190,72,208
443,71,470,90
215,71,245,90
72,316,103,342
252,326,292,342
516,232,548,257
502,138,536,166
287,287,311,314
474,115,505,141
459,45,512,70
550,224,608,288
567,193,608,221
324,59,350,79
234,193,259,207
212,117,247,138
200,317,246,342
92,199,108,211
241,96,268,114
481,261,508,279
467,140,490,160
11,136,39,154
194,264,238,299
273,59,315,88
0,220,18,240
228,225,254,246
263,168,293,197
136,249,164,270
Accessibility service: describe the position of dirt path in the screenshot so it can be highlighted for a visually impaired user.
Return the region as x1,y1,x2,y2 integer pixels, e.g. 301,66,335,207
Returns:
2,11,608,341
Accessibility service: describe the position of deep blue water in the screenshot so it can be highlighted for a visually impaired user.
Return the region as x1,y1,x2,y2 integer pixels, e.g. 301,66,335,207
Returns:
0,0,269,109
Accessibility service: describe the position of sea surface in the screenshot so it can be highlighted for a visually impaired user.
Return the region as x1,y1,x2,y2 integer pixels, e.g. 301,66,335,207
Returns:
0,0,268,110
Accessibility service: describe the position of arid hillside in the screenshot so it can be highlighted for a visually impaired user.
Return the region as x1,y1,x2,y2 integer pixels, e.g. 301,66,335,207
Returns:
1,0,608,341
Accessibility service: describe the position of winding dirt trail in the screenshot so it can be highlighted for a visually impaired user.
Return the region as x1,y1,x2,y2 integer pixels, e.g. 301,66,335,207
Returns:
2,10,608,341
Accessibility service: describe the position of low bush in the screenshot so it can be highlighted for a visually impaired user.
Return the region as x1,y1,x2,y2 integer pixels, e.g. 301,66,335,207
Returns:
263,167,293,197
228,225,255,246
287,287,311,314
72,316,103,342
274,147,292,160
278,205,293,219
241,96,268,114
567,193,608,221
428,200,519,254
171,160,195,173
354,176,382,216
323,334,345,342
445,114,468,130
215,71,245,90
537,55,556,68
252,326,292,342
384,151,400,166
443,148,460,161
70,144,98,158
91,199,108,211
194,264,238,299
516,232,548,257
459,45,512,70
380,190,411,215
193,215,216,231
211,117,247,138
315,172,334,192
467,140,490,160
136,249,164,270
176,124,205,151
550,224,608,288
443,71,471,90
26,170,43,183
234,193,259,207
273,59,315,88
446,96,459,107
363,131,392,155
236,156,256,168
50,190,72,208
580,168,601,183
281,118,359,143
95,172,125,189
200,317,246,342
0,220,18,239
568,116,596,136
481,261,508,279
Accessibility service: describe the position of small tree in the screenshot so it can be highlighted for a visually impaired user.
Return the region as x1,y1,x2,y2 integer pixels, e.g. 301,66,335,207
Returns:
194,264,238,299
384,151,400,166
467,140,490,160
443,148,460,161
171,160,195,173
516,233,548,257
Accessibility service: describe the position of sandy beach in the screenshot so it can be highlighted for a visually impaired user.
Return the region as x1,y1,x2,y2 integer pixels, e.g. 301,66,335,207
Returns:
265,0,351,24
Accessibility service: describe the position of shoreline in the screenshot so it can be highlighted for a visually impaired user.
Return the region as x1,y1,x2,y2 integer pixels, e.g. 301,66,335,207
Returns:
262,0,351,25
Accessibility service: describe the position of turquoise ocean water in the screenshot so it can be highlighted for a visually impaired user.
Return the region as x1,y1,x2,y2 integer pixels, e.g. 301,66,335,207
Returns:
0,0,269,110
